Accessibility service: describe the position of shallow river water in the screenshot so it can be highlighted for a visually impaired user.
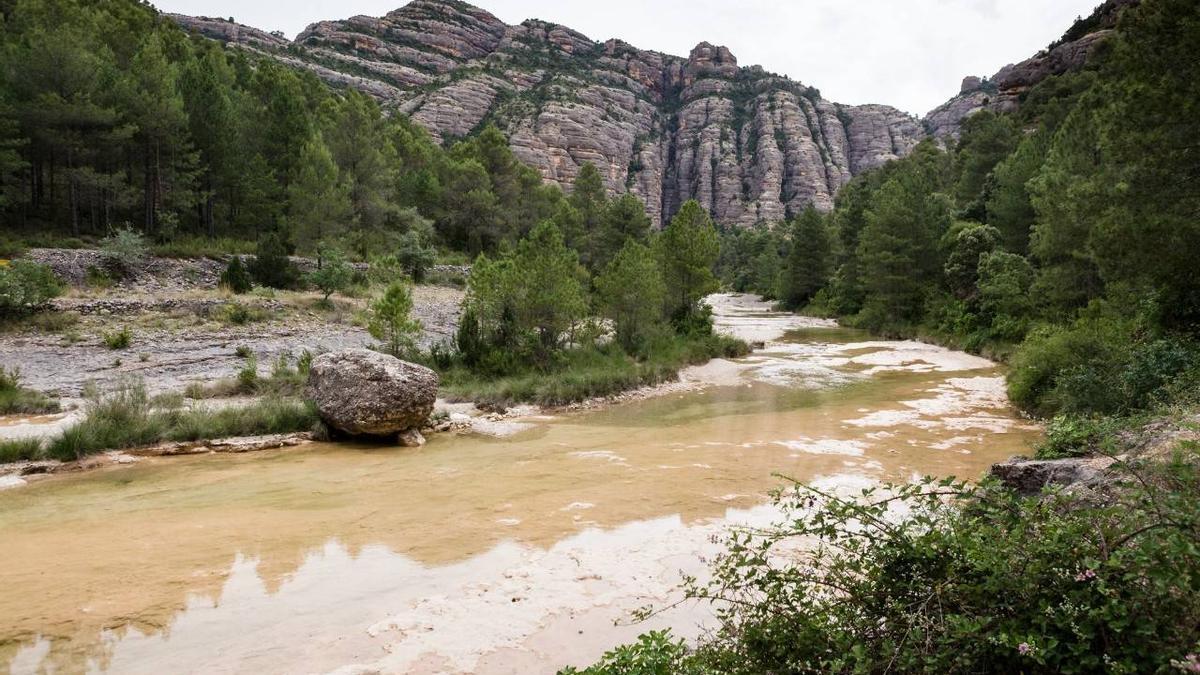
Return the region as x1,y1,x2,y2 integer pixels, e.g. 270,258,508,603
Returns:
0,295,1040,674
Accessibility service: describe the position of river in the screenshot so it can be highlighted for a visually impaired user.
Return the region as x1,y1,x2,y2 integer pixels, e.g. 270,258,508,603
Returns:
0,295,1039,674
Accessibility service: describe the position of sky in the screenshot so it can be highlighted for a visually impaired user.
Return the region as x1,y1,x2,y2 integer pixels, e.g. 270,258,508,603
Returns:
153,0,1101,115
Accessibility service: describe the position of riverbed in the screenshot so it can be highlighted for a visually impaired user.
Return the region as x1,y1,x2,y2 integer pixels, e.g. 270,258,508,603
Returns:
0,295,1040,674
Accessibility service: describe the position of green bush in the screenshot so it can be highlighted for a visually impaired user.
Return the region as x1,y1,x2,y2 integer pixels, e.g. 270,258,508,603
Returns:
587,458,1200,674
220,256,253,294
102,327,132,350
1009,316,1198,416
99,226,149,277
215,302,271,326
0,260,63,317
308,247,352,301
1037,414,1121,459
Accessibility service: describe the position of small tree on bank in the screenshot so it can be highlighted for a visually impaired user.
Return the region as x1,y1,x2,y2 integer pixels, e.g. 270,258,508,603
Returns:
308,247,352,301
219,256,252,294
368,281,422,357
779,207,832,310
655,200,719,324
596,239,666,352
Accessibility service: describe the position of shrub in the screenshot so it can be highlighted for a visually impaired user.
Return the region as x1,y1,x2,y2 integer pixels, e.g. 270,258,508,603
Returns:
215,302,271,326
220,256,253,294
0,260,63,317
99,226,149,277
236,356,258,392
396,230,436,283
249,234,300,290
84,265,114,290
589,458,1200,674
102,327,132,350
307,247,352,301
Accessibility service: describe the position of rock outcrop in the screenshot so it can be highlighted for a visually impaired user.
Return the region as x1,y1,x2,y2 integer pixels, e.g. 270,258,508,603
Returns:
925,0,1137,139
169,2,924,227
171,0,1135,221
304,349,439,443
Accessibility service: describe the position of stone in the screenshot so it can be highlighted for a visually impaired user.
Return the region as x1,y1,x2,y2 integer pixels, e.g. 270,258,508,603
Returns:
398,429,427,447
304,349,439,437
988,455,1117,497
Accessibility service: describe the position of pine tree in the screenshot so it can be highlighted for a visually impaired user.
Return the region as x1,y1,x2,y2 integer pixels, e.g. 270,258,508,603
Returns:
288,135,350,262
368,281,422,357
779,207,831,310
592,192,651,272
655,200,719,322
596,239,666,352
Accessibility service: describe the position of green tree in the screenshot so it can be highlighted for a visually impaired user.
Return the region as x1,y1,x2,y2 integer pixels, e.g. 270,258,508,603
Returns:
368,281,422,357
396,228,436,283
307,247,352,301
779,207,831,310
943,222,1000,300
591,192,651,272
219,256,252,294
986,129,1049,254
977,250,1035,340
596,240,666,352
656,200,719,322
249,233,300,290
512,221,588,354
857,177,948,326
288,135,350,263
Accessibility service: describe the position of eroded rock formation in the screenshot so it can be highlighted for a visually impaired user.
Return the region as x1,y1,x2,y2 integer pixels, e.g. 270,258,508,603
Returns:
171,0,1131,224
169,1,923,227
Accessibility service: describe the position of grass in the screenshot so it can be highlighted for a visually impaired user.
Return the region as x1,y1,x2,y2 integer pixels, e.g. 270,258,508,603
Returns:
184,352,312,399
151,236,257,259
213,301,274,326
0,438,46,463
44,379,318,461
439,333,749,408
0,366,60,415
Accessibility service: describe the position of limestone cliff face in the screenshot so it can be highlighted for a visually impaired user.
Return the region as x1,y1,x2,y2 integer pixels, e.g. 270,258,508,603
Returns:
171,0,922,227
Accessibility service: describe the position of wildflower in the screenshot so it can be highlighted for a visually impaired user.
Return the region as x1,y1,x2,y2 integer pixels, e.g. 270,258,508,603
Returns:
1018,642,1034,656
1075,568,1097,582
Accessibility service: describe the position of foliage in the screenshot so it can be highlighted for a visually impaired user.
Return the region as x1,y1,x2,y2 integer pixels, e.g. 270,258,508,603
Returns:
595,240,667,352
307,247,352,301
0,260,62,316
778,207,831,310
101,327,132,350
560,631,700,675
45,379,317,460
656,200,719,322
219,256,252,294
395,229,437,283
100,227,150,277
464,221,588,364
0,366,59,415
590,457,1200,674
368,281,422,357
249,233,300,290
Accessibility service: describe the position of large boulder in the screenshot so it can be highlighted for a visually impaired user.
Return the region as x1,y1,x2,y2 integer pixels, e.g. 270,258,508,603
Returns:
304,349,438,443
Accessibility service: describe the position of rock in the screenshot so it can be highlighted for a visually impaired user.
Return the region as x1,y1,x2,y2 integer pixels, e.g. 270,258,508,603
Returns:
398,429,426,447
305,349,439,437
960,76,983,93
988,455,1117,497
168,1,924,228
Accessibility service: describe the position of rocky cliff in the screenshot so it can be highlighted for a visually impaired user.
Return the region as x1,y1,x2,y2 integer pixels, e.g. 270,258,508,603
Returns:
172,1,922,227
171,0,1130,226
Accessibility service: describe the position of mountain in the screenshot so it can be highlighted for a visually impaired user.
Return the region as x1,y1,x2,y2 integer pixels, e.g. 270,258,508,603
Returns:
169,0,1126,228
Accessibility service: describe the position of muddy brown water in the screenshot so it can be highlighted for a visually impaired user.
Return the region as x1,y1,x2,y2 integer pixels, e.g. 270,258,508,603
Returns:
0,296,1040,674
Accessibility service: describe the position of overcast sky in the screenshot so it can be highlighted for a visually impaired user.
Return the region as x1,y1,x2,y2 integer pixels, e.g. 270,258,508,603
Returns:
153,0,1100,115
